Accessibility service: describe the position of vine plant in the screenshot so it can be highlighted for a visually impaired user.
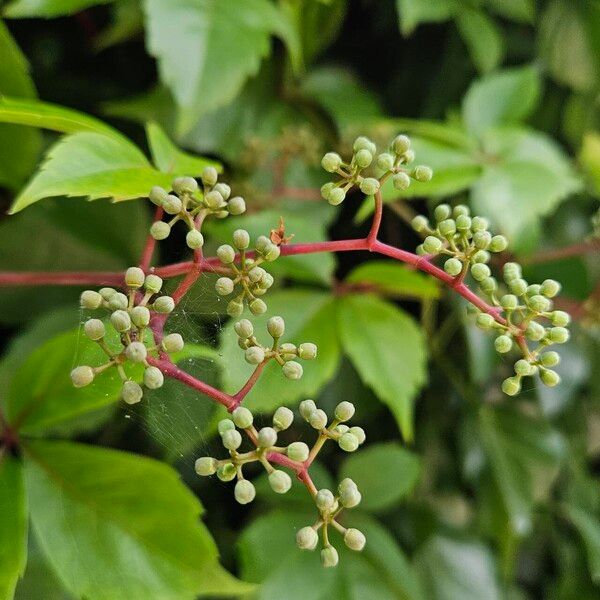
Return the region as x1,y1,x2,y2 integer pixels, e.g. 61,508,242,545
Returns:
0,134,570,568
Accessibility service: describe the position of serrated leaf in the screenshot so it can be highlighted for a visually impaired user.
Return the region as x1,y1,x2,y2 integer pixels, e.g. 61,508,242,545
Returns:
0,457,28,600
456,8,504,74
219,290,340,413
337,294,427,441
340,443,420,511
9,131,172,213
23,440,246,600
3,0,112,18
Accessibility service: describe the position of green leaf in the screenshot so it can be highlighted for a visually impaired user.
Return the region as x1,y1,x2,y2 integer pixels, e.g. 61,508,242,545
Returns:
345,261,440,300
462,65,541,137
9,131,172,213
337,294,427,441
485,0,534,23
144,0,285,134
23,439,246,600
456,9,504,74
0,96,126,141
564,504,600,583
0,457,28,600
340,443,421,511
238,510,423,599
0,23,41,190
3,0,112,18
478,405,566,536
93,0,144,51
395,0,456,36
219,290,340,412
145,121,221,175
414,536,502,600
579,131,600,195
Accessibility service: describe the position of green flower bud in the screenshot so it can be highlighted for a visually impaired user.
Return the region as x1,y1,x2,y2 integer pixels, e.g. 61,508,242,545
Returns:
150,221,171,240
438,219,456,237
359,177,380,196
218,419,235,434
110,309,131,332
70,365,94,388
376,152,395,171
503,262,521,282
144,366,164,389
154,296,175,314
526,321,546,341
494,335,512,353
213,183,231,201
489,235,508,253
500,294,518,310
279,343,297,359
227,196,246,215
321,182,335,201
80,290,103,310
539,351,559,367
296,526,318,551
471,216,489,231
309,408,328,430
227,299,244,317
472,250,490,264
299,399,317,421
99,286,116,298
476,313,495,330
234,479,256,505
125,341,147,363
258,427,277,448
321,152,343,173
267,316,285,338
131,306,151,327
339,432,360,452
273,406,294,430
328,187,346,206
529,295,550,313
480,277,497,294
471,263,491,282
186,229,204,250
333,424,349,435
248,298,266,315
217,244,236,264
392,134,411,155
263,243,281,262
549,327,569,344
84,318,105,341
195,456,217,476
235,320,254,340
231,229,250,250
282,360,303,380
344,528,366,551
204,190,225,210
172,176,198,195
423,236,443,254
287,442,309,462
149,185,168,205
473,231,492,249
269,470,292,494
540,368,560,387
514,359,534,376
393,172,411,190
217,463,237,482
245,346,265,365
551,311,570,327
456,214,471,231
453,205,469,218
434,204,451,222
122,380,143,405
162,194,182,215
349,426,366,444
215,277,234,296
316,488,335,511
354,136,376,154
339,487,361,508
108,292,128,311
444,258,463,277
526,284,542,297
541,279,561,298
335,401,355,422
232,406,253,429
502,376,521,396
321,546,339,568
413,165,433,182
354,148,373,168
411,215,429,232
298,342,317,360
221,429,242,450
201,166,219,187
510,278,528,296
339,478,357,493
144,274,163,294
161,333,184,353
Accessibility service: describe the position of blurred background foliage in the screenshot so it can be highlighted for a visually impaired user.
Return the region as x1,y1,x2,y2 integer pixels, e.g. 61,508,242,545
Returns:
0,0,600,599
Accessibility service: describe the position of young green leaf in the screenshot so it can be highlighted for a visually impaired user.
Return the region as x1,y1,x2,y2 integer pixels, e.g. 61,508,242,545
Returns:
3,0,111,18
456,8,504,74
395,0,456,36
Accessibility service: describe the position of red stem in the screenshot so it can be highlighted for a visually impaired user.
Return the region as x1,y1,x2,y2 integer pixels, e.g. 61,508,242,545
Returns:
233,363,266,404
139,206,163,271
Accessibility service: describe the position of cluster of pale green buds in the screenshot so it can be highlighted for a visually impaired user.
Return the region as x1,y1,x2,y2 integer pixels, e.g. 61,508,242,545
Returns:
71,267,182,404
215,229,281,317
148,168,246,249
412,203,508,281
469,262,570,395
320,134,432,206
235,316,317,380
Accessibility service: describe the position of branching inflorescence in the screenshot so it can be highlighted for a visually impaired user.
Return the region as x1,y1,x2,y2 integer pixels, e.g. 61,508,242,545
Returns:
2,132,570,567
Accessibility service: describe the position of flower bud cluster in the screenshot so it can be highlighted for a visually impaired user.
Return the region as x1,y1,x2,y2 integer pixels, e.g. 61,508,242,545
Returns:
214,229,280,317
72,267,182,403
148,168,246,249
320,134,432,206
234,317,317,380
